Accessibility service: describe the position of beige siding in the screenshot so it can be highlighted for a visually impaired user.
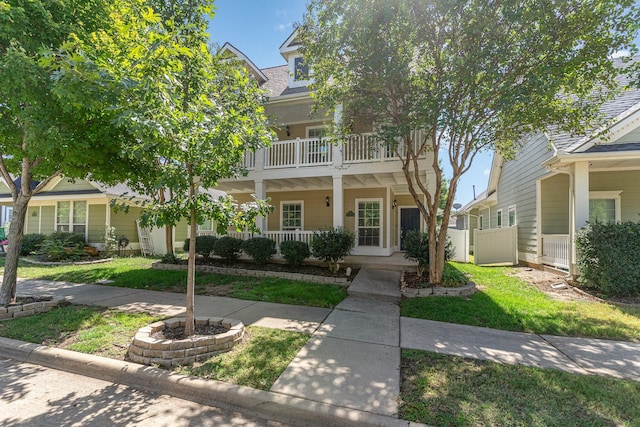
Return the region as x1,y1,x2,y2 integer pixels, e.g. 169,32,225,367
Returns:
174,218,189,243
590,170,640,221
540,174,570,234
111,208,141,243
53,178,96,192
40,206,55,234
26,207,40,234
87,204,107,244
0,181,9,193
494,133,555,261
267,190,333,231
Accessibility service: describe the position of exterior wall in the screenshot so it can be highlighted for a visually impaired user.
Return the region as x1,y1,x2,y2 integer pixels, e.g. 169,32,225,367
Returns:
0,181,9,194
266,190,333,231
25,207,40,234
493,133,555,263
87,204,107,244
590,170,640,221
40,206,55,234
540,173,570,234
174,218,189,245
53,178,96,192
615,127,640,143
111,207,141,244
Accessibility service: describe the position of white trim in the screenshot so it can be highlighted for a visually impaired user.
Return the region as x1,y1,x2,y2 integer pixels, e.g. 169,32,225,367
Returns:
306,124,327,138
508,205,517,227
589,190,622,223
355,198,383,249
55,200,89,240
219,42,267,83
280,200,304,230
496,209,503,228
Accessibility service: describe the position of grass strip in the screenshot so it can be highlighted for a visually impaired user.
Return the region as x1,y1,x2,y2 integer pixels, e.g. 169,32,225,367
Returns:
401,262,640,342
401,349,640,427
2,257,346,308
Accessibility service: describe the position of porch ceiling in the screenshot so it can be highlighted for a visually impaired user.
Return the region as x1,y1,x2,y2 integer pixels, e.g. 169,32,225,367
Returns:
217,171,422,194
588,157,640,170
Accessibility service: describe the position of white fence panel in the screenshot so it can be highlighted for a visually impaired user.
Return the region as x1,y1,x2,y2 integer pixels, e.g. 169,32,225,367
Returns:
447,229,469,263
474,227,518,265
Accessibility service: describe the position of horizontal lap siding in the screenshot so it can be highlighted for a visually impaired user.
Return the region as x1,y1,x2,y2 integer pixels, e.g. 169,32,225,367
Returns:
495,133,555,261
40,206,55,234
541,174,569,234
590,170,640,221
111,208,141,243
266,190,332,232
52,179,96,192
88,205,107,244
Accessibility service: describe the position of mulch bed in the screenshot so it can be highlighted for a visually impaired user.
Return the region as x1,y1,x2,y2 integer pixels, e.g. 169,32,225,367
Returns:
152,324,230,341
179,257,359,280
402,272,467,289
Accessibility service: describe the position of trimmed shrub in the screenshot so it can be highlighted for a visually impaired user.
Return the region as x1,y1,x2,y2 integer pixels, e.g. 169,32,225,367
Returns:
279,240,310,267
161,252,181,264
575,222,640,296
183,235,217,258
242,237,277,264
403,230,455,277
20,233,46,256
310,227,355,273
37,231,87,261
213,236,243,261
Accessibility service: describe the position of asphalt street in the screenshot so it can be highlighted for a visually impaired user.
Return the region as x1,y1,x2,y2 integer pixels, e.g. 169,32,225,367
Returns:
0,358,288,427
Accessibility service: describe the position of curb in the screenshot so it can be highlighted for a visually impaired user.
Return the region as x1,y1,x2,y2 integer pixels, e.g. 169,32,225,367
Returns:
0,337,426,427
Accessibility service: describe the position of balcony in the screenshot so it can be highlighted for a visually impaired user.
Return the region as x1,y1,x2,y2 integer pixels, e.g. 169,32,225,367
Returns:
242,132,425,171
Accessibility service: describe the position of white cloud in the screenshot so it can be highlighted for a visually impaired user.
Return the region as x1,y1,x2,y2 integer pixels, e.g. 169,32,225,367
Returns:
611,50,631,59
483,169,490,176
275,22,293,32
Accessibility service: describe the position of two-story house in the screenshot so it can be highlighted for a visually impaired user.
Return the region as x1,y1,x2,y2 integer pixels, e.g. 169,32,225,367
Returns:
215,32,436,256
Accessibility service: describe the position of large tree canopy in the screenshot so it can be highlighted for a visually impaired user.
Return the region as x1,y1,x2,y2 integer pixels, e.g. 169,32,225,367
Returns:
299,0,639,284
0,0,136,305
51,0,273,335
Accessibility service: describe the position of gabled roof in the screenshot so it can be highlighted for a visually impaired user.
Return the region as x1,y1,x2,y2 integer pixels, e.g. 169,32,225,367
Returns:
279,29,301,58
219,42,268,84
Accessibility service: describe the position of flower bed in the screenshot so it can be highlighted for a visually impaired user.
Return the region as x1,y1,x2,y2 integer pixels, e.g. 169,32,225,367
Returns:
400,272,477,298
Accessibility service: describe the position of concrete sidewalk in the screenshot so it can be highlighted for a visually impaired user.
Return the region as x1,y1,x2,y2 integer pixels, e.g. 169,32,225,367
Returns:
2,270,640,425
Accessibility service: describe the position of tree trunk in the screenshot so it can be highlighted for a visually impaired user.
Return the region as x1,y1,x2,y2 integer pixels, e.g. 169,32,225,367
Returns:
0,196,30,305
184,181,197,336
165,225,173,255
427,216,445,285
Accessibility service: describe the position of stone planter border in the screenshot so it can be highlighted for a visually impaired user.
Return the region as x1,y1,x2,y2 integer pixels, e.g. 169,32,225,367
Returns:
401,272,477,298
152,262,350,286
128,317,244,368
0,296,67,320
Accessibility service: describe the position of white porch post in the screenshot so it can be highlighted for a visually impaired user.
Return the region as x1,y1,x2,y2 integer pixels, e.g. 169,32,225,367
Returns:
255,148,265,172
332,175,343,228
332,103,343,168
574,161,590,230
254,180,266,233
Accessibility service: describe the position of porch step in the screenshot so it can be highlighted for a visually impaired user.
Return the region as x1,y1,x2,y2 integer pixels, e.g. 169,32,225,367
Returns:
347,268,402,303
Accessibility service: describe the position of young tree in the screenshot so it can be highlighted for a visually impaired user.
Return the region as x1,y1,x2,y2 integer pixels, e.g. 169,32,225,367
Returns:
53,0,272,335
300,0,639,285
0,0,136,305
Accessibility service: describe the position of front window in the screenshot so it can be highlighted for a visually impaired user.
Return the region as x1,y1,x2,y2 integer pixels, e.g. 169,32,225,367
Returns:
508,206,516,227
497,209,503,228
357,200,381,247
589,199,616,224
198,219,213,232
57,201,87,235
281,202,303,230
294,57,309,81
479,215,484,230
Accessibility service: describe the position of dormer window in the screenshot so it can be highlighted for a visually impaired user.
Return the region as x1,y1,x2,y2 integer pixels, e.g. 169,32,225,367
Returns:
294,57,309,81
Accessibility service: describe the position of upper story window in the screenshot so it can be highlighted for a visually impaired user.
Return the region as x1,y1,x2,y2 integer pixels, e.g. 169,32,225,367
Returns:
497,209,502,228
294,57,309,81
508,206,516,227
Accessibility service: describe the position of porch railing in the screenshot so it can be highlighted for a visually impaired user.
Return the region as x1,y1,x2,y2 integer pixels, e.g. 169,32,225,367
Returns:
541,234,570,270
343,131,426,163
265,137,332,168
196,229,315,247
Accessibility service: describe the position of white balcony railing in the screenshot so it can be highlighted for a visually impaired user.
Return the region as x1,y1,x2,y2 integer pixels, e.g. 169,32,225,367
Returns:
541,234,570,270
265,137,332,168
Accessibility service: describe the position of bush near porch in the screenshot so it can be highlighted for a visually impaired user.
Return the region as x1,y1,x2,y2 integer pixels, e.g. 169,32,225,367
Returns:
575,222,640,296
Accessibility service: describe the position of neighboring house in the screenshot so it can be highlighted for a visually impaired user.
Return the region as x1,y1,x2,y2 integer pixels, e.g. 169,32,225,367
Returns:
216,31,436,255
0,177,192,254
457,79,640,275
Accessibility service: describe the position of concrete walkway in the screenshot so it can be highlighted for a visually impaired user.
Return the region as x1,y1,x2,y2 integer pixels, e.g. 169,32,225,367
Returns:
3,270,640,424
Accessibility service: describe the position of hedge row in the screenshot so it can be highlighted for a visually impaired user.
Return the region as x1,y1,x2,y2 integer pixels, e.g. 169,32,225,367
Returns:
575,222,640,296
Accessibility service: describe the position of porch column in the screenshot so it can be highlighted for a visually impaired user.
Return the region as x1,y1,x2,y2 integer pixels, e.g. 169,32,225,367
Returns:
332,175,343,228
332,103,344,168
254,180,266,233
574,161,590,230
255,148,265,172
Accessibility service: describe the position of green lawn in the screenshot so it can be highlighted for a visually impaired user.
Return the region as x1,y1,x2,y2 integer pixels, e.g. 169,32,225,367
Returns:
0,257,346,308
402,262,640,342
0,305,309,391
401,349,640,427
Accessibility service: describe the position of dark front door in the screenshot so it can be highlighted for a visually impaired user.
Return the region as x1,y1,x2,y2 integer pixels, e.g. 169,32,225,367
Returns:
400,207,420,250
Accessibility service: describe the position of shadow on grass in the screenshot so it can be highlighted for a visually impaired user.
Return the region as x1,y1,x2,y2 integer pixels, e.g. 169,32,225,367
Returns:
400,350,640,427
